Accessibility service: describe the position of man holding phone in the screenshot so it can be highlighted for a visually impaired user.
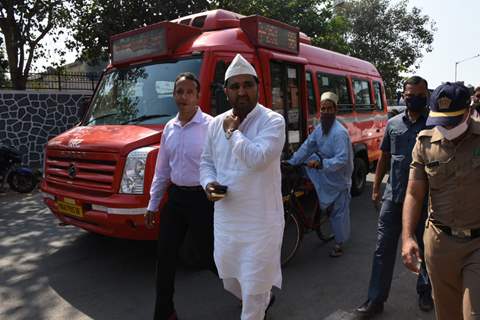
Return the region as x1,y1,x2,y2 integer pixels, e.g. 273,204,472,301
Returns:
144,72,215,320
200,54,286,320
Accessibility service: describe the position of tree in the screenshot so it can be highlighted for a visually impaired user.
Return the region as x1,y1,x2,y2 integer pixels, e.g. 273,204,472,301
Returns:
211,0,348,52
338,0,435,97
67,0,211,64
0,1,71,90
0,37,9,85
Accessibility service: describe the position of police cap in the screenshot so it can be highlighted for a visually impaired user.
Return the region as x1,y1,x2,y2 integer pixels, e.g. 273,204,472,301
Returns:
427,82,471,127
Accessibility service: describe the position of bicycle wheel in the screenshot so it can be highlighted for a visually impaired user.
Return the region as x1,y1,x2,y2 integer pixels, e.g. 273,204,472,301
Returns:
281,208,302,267
315,209,334,242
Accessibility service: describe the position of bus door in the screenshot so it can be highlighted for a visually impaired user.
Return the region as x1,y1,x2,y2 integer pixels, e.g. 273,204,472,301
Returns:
269,60,306,154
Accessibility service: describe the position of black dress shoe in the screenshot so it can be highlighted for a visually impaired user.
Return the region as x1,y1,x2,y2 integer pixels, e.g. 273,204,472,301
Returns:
167,311,178,320
355,300,384,319
418,293,434,312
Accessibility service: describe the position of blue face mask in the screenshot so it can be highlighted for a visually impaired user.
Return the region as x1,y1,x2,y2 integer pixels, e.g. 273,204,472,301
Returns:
405,95,428,112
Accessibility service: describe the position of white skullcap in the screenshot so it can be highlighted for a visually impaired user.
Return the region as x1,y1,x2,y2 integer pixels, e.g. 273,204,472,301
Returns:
321,92,338,105
224,54,258,82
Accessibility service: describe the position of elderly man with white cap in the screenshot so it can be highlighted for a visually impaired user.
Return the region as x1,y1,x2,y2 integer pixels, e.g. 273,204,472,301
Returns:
287,91,353,257
199,53,285,320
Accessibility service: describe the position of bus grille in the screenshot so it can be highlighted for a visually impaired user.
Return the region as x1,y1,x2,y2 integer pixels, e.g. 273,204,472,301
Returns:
45,150,119,193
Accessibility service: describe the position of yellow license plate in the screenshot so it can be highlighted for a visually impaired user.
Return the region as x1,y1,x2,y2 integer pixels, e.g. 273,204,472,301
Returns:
57,201,83,218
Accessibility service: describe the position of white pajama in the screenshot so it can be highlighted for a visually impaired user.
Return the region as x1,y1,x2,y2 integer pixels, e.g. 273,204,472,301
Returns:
223,278,271,320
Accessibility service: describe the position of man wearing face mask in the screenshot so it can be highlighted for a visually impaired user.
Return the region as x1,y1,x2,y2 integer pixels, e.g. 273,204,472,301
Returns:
402,82,480,320
288,92,353,258
356,76,433,319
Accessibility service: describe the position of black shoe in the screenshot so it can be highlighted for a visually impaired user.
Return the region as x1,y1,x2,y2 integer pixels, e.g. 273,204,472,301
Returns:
264,293,276,320
355,300,384,319
167,311,178,320
418,293,434,312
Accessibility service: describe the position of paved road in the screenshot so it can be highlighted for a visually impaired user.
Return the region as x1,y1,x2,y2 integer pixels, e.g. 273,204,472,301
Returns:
0,178,436,320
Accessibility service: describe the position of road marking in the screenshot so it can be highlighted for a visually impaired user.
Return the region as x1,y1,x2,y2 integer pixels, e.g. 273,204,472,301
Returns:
322,309,358,320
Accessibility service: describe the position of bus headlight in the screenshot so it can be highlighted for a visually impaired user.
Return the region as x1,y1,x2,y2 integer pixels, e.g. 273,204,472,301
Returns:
120,147,154,194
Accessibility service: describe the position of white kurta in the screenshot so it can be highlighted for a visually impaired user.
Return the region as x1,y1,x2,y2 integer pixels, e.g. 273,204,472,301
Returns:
200,104,286,296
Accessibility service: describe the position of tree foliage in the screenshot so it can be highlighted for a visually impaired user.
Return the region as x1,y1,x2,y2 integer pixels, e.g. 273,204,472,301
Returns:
0,0,71,89
0,37,9,85
65,0,435,98
338,0,435,96
67,0,210,63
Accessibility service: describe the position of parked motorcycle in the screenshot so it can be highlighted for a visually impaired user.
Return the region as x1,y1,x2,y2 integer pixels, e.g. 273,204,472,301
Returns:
0,144,39,193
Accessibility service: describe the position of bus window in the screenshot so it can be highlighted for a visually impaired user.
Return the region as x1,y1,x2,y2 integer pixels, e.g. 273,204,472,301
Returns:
270,62,284,115
306,71,317,116
373,81,384,111
210,60,229,116
317,73,352,113
353,79,373,111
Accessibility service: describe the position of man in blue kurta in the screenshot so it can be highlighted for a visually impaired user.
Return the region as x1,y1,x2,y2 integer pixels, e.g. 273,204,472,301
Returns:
288,91,353,257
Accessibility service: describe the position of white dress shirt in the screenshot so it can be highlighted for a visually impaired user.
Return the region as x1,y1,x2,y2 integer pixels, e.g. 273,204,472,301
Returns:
147,107,212,212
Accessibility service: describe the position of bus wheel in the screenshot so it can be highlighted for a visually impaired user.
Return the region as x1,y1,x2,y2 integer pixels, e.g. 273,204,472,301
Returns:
351,157,367,197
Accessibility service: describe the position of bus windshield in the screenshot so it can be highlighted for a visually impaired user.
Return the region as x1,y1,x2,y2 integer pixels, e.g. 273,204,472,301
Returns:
84,58,202,126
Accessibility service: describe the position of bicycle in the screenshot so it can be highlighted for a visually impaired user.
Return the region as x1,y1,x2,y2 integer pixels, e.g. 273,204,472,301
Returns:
280,162,334,266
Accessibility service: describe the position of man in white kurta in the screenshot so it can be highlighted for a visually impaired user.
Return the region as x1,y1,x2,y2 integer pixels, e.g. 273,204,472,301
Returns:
200,54,285,320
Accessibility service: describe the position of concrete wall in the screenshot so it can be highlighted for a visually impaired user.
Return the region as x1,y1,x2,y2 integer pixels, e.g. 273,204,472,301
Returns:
0,90,91,169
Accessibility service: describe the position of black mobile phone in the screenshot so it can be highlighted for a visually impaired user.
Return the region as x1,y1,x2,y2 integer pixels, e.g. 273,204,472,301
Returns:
214,184,228,194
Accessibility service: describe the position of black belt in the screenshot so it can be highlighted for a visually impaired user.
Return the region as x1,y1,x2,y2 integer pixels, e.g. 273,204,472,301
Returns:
431,221,480,239
171,184,204,192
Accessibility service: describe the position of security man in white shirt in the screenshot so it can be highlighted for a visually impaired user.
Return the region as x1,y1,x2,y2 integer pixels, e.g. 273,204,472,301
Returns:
145,72,215,320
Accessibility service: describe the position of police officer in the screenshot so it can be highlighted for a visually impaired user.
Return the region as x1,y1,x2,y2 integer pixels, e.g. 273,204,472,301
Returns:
402,82,480,320
356,76,433,318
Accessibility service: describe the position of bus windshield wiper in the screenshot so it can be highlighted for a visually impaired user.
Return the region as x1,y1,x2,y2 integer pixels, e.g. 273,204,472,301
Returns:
121,114,172,125
84,112,119,125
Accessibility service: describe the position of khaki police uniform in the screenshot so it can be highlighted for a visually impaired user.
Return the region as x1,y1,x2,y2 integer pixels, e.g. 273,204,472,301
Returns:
409,119,480,320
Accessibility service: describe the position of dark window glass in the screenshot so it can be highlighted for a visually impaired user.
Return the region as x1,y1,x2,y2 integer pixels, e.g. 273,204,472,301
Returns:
270,61,285,115
192,16,206,28
210,60,229,116
317,73,352,113
85,58,202,126
306,71,317,116
353,79,373,111
373,81,384,111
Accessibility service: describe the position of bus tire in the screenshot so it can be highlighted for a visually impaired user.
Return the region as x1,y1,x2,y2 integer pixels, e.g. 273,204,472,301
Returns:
351,157,367,197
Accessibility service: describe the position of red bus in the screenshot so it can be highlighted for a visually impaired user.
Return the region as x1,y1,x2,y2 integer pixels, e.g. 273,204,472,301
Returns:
41,9,387,240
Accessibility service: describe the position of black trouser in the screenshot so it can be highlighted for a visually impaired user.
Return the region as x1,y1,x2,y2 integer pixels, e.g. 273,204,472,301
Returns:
153,185,215,320
367,200,431,303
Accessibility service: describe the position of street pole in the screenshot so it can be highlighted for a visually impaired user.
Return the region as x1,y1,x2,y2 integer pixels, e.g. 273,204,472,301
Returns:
454,54,480,82
455,61,458,82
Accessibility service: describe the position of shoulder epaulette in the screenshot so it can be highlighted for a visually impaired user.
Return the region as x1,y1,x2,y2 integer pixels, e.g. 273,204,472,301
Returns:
417,128,434,138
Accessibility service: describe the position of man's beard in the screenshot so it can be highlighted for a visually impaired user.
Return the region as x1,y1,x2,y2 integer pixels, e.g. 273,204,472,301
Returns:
321,113,335,135
231,96,256,119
